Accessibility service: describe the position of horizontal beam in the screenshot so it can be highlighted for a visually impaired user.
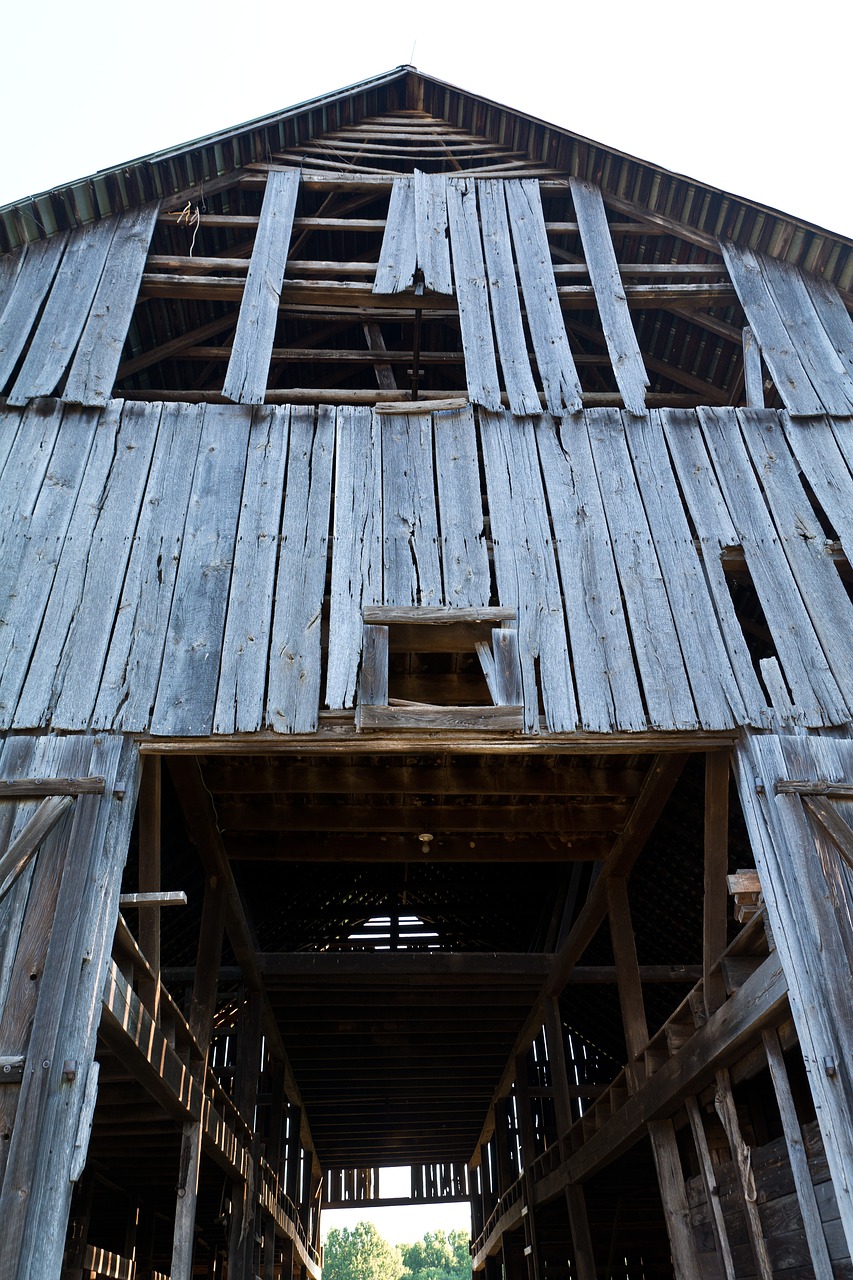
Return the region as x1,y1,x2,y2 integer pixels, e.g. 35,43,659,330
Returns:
121,390,703,409
256,954,702,983
0,776,105,798
216,801,628,833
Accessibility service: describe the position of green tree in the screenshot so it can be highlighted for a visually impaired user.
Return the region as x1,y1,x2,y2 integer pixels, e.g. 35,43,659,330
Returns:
323,1222,405,1280
401,1229,471,1280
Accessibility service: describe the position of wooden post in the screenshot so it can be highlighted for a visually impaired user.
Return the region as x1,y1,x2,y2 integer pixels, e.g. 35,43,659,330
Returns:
704,751,730,1017
607,876,703,1280
684,1096,737,1280
714,1067,773,1280
228,991,264,1280
137,756,162,1017
762,1028,833,1280
170,873,226,1280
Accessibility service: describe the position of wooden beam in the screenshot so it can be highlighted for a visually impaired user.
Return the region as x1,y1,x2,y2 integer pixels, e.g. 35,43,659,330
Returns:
713,1067,773,1280
224,831,610,862
0,795,74,903
137,757,161,1015
0,777,104,798
685,1095,737,1280
704,751,730,1016
215,801,628,834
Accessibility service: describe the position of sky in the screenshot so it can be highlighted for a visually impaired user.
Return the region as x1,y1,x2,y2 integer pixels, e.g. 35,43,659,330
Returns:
320,1167,470,1245
1,0,851,238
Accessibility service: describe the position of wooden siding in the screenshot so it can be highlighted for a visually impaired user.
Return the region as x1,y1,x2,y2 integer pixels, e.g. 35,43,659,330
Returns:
1,399,853,736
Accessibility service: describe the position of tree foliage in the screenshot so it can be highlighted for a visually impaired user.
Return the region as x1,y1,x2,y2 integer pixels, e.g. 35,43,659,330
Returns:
323,1222,405,1280
401,1229,471,1280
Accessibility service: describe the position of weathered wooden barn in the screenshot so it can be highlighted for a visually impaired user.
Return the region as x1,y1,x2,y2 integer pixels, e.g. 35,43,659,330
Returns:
2,63,853,1280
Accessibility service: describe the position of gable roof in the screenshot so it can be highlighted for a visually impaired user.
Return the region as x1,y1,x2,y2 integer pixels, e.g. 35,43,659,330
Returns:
3,66,852,292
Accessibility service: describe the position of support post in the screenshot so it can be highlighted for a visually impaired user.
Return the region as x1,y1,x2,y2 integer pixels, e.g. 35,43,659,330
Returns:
137,757,162,1017
713,1067,773,1280
704,751,730,1017
228,991,264,1280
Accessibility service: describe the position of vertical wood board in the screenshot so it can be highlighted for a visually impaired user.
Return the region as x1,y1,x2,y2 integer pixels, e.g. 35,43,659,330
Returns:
0,246,25,316
63,202,160,406
381,412,442,607
325,406,382,710
433,405,491,608
536,415,646,732
478,180,540,416
222,169,300,404
266,405,335,733
373,177,417,293
505,180,582,415
150,403,252,735
0,235,69,392
446,178,501,411
781,413,853,563
93,402,205,730
414,170,452,295
213,405,290,733
802,270,853,383
570,179,648,415
8,217,118,406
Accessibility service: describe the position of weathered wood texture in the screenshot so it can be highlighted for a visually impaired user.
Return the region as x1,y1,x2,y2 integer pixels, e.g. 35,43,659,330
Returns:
0,732,140,1280
222,169,299,404
3,400,853,734
735,733,853,1262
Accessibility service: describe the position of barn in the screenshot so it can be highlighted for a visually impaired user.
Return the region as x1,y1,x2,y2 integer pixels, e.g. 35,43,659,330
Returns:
1,64,852,1280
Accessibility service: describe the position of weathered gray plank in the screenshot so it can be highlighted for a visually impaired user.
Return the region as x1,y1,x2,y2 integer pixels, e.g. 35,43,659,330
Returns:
63,202,160,406
373,178,416,294
356,624,389,711
325,406,382,709
15,402,161,729
535,415,646,732
802,271,853,382
720,241,824,417
0,246,25,316
479,410,577,733
505,180,582,415
150,404,252,735
570,179,648,415
698,405,847,724
8,218,118,405
93,402,205,731
267,405,335,733
414,170,452,295
381,412,442,607
433,405,491,608
625,411,745,727
0,404,25,494
222,169,299,404
0,401,65,587
658,409,768,723
781,413,853,561
0,407,101,728
742,326,764,408
446,177,501,411
757,254,853,416
0,235,68,391
213,405,290,733
738,408,853,706
586,408,697,729
735,735,853,1261
478,180,540,416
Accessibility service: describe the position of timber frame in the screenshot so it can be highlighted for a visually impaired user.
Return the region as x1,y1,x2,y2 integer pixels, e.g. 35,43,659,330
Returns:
1,65,853,1280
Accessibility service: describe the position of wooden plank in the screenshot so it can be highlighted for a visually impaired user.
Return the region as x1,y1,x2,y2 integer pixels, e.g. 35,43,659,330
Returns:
222,169,299,404
738,408,853,708
742,326,765,408
213,405,290,734
0,400,64,577
713,1067,774,1280
757,254,853,416
704,752,731,1017
433,405,491,608
446,177,501,411
217,800,622,834
734,734,853,1260
480,411,577,732
698,406,846,724
16,401,161,730
478,180,540,416
0,404,24,487
356,624,389,712
0,406,102,729
267,405,335,733
534,416,645,732
780,413,853,568
685,1096,738,1280
93,402,205,731
381,412,442,607
647,1118,706,1280
762,1027,834,1280
0,777,104,798
658,409,768,723
802,270,853,382
0,235,68,391
325,406,382,709
8,218,118,405
586,408,697,729
626,411,746,727
414,170,452,294
0,796,74,903
357,704,524,732
150,404,252,735
63,202,160,406
505,181,582,414
720,241,824,417
0,247,25,316
373,177,416,293
570,179,648,415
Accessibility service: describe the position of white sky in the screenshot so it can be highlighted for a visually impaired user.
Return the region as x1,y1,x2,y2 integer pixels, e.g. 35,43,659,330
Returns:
2,0,851,237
